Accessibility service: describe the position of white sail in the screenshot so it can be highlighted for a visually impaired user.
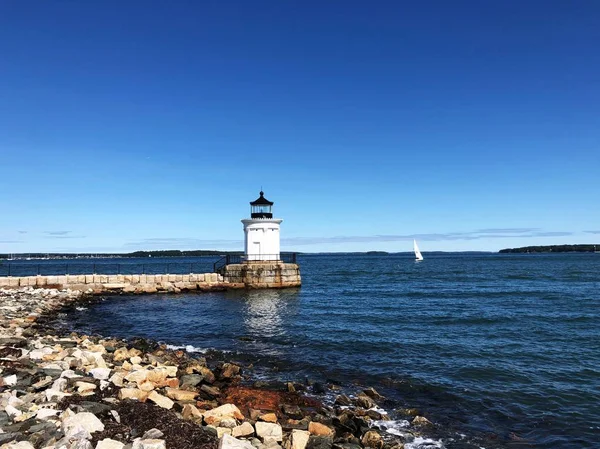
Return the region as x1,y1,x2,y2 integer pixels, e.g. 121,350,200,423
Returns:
413,239,424,261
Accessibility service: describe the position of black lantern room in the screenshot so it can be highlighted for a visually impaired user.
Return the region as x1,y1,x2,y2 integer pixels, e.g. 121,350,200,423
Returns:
250,191,274,218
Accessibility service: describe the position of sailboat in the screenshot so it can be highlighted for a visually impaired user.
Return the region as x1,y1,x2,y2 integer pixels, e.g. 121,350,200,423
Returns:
413,239,424,261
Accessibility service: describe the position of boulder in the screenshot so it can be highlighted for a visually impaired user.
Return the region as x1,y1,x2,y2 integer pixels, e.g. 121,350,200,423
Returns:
217,428,233,438
3,375,17,386
204,404,244,425
138,380,155,392
197,366,216,384
182,403,203,420
334,395,352,407
255,422,283,443
306,436,333,449
220,417,239,429
353,394,375,409
259,413,278,423
131,439,166,449
180,374,203,388
96,439,125,449
232,421,254,438
62,412,105,437
165,388,197,401
308,422,333,437
411,415,432,427
362,388,384,401
147,391,174,409
125,370,148,385
361,431,382,449
76,381,97,393
118,388,148,402
142,429,164,439
201,384,221,398
36,408,60,420
219,434,255,449
89,368,111,380
109,373,125,387
220,363,241,378
283,429,310,449
4,443,35,449
282,404,303,420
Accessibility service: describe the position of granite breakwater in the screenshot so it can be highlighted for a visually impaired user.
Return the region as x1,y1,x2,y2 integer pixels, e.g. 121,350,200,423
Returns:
0,287,440,449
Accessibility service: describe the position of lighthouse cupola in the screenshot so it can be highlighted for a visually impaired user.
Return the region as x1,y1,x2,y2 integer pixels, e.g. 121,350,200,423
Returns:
242,191,283,261
250,191,274,219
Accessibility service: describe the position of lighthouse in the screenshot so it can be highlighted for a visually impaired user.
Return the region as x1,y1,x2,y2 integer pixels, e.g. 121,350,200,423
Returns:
217,191,301,288
242,191,282,261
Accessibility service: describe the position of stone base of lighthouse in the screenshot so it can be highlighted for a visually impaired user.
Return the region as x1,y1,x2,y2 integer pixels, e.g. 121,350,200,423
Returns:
223,262,301,289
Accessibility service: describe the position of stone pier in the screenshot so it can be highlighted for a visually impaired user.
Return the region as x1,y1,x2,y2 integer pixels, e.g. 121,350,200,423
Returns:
0,273,227,294
0,264,302,293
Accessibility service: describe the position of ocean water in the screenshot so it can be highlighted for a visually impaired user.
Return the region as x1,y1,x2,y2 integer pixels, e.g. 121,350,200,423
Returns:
59,253,600,448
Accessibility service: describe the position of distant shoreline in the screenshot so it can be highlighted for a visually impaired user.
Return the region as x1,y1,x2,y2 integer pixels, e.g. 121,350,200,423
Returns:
499,244,600,253
0,250,496,260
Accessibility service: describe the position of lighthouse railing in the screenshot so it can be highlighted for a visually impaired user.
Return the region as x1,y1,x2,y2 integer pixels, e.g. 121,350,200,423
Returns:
213,252,297,273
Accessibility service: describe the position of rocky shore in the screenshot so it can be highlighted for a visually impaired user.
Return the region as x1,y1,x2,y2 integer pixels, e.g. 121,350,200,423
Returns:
0,287,440,449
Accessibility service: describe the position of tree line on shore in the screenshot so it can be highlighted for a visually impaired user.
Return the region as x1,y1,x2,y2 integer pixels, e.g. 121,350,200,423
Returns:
0,250,243,260
499,244,599,253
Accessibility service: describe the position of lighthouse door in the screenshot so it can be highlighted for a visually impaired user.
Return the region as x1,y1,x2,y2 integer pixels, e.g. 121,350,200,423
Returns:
252,242,261,261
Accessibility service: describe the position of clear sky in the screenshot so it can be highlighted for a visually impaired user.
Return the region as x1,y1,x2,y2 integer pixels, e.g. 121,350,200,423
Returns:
1,1,599,253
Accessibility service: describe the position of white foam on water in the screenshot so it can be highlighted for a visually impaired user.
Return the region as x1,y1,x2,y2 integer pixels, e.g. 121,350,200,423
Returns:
404,437,445,449
165,344,207,353
75,307,87,311
373,419,411,436
369,405,388,415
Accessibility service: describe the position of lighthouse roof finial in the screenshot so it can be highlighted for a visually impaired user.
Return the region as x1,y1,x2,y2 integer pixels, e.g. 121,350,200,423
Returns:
250,190,273,206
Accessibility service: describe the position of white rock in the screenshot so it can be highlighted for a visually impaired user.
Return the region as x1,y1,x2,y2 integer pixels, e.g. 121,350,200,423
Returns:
69,439,93,449
46,389,72,401
219,434,255,449
203,403,244,426
61,370,83,379
232,421,255,438
7,395,23,408
2,442,35,449
125,370,148,384
96,439,125,449
142,429,164,439
109,372,125,387
147,391,174,409
76,381,97,393
62,412,105,437
5,404,22,418
52,377,69,392
217,428,233,438
131,439,166,449
36,408,60,420
220,417,238,428
159,365,178,377
3,374,17,386
255,422,283,443
29,347,53,360
110,410,121,423
284,430,310,449
90,368,111,380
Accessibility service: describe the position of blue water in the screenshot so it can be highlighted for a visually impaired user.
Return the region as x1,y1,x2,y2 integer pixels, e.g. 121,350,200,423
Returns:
60,253,600,448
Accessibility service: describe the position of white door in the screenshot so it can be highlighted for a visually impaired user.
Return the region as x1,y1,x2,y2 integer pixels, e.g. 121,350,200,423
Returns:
253,242,261,261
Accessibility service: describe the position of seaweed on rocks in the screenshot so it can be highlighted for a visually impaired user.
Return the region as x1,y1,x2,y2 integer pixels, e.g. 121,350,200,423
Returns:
91,399,218,449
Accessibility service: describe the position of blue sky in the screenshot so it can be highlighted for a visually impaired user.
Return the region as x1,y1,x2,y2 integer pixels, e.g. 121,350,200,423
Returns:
1,1,599,253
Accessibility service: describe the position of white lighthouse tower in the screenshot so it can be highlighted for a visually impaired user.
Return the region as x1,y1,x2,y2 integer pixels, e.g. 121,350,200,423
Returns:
242,191,282,262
